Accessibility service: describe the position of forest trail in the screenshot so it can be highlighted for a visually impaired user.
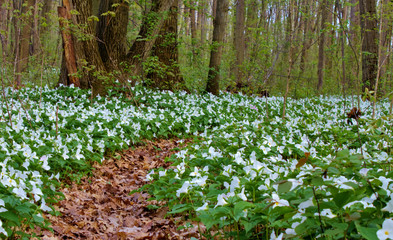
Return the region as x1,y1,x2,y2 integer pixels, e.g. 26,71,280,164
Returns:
39,139,202,239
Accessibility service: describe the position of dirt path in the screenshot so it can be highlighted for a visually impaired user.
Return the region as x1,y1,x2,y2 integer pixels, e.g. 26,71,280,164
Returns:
40,139,201,240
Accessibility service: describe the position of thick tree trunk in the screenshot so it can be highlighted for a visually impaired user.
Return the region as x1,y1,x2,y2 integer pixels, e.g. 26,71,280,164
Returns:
71,0,107,95
359,0,378,92
233,0,245,89
15,0,34,87
58,5,79,87
127,0,175,78
206,0,229,95
147,0,185,90
58,0,181,95
317,0,328,92
96,0,129,68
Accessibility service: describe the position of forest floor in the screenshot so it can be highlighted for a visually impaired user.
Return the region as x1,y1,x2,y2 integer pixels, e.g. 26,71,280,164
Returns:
38,139,204,240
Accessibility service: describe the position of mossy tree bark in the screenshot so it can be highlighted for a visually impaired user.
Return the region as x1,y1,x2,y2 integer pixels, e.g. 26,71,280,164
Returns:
59,0,183,96
146,0,185,90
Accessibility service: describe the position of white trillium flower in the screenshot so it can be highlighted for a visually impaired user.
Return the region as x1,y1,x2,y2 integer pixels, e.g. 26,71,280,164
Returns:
270,230,283,240
176,181,190,197
238,188,247,201
359,168,370,176
270,193,289,208
0,220,7,236
383,198,393,213
215,194,228,208
316,209,336,218
40,155,50,171
377,219,393,240
298,197,314,209
145,170,154,181
196,202,209,211
286,222,301,236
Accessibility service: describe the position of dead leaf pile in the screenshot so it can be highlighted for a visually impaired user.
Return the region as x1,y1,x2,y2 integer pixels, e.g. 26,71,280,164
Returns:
39,139,203,240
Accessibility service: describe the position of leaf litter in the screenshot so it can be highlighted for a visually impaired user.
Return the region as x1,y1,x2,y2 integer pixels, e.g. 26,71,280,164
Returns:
39,139,204,240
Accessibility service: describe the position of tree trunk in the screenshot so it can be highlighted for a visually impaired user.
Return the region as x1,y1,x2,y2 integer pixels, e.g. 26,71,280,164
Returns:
0,0,9,53
245,0,257,59
96,0,129,68
127,0,175,77
233,0,245,89
182,1,189,36
199,0,207,44
58,0,181,95
15,0,34,87
190,0,197,40
58,4,79,87
359,0,378,92
206,0,229,95
299,0,310,74
282,0,294,118
379,0,392,93
70,0,107,94
147,0,185,90
31,1,40,55
317,0,328,92
337,0,346,95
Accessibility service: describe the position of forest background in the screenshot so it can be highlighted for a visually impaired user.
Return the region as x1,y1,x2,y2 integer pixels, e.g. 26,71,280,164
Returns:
0,0,391,98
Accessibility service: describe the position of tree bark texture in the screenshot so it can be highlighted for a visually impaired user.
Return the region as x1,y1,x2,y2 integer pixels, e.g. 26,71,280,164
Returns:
0,0,9,53
71,0,107,94
59,0,181,95
317,0,328,92
206,0,229,95
15,0,34,87
282,0,294,118
379,0,392,86
58,5,80,87
97,0,129,68
198,0,207,43
127,0,175,77
147,0,185,90
359,0,378,92
233,0,245,88
189,0,197,57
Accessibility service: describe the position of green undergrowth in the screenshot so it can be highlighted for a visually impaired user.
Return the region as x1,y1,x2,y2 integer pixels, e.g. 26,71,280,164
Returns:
1,84,393,239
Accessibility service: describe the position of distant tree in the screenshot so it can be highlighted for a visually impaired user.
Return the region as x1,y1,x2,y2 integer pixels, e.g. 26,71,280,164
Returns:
206,0,228,95
379,0,392,93
189,1,197,40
